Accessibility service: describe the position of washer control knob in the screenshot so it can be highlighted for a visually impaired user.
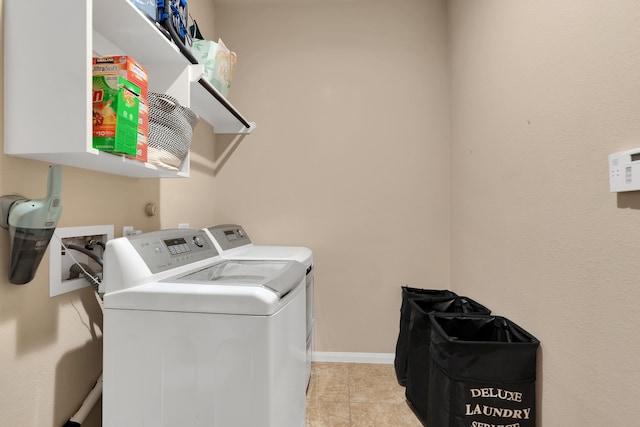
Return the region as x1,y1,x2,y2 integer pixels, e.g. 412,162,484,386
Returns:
193,236,204,247
237,229,245,238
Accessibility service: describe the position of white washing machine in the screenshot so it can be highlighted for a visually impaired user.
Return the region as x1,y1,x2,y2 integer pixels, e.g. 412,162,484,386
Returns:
204,224,314,386
101,229,307,427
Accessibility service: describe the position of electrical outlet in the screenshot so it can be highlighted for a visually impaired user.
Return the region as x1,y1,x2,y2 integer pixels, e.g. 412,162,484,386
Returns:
49,225,114,297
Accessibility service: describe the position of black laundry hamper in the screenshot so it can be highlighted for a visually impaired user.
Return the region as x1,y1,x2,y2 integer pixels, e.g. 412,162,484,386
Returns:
405,296,491,423
427,313,540,427
394,286,457,386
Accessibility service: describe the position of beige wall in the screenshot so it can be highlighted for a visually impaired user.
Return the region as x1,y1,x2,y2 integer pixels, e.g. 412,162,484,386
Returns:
0,165,163,423
6,0,638,425
158,0,218,230
0,161,161,426
449,0,640,424
212,0,451,353
0,1,162,425
0,0,217,423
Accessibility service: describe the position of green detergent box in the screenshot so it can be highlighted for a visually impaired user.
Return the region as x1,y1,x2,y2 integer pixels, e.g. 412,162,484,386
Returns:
92,75,140,156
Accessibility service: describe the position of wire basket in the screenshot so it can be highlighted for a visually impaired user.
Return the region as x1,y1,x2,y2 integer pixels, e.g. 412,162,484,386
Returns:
148,92,199,170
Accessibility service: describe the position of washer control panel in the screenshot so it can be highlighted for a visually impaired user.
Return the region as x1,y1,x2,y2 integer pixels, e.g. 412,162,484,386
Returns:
127,229,220,274
207,224,252,251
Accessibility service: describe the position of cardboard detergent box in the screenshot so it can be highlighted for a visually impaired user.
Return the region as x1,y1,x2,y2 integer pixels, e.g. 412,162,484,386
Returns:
93,55,148,162
126,98,148,163
131,132,148,163
137,99,149,162
92,55,148,99
92,76,140,156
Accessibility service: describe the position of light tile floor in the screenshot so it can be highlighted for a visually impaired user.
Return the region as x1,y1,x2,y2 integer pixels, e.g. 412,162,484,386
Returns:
306,362,423,427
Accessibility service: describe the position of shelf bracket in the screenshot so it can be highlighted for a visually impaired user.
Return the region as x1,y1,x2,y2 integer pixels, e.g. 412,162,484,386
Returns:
188,63,205,82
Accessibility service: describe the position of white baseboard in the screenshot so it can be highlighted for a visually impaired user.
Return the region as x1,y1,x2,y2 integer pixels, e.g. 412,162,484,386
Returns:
311,352,394,364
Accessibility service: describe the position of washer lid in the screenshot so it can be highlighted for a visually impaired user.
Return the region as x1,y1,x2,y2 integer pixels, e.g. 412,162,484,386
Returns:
225,245,313,268
171,260,298,298
105,259,305,315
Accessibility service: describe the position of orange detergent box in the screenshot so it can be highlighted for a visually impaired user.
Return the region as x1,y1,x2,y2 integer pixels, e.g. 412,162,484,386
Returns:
93,55,149,162
92,76,140,156
92,55,148,98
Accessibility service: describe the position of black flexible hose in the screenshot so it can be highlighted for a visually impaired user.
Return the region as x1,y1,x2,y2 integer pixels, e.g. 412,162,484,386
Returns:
68,263,101,292
66,245,104,267
88,239,105,250
158,1,250,129
161,2,198,65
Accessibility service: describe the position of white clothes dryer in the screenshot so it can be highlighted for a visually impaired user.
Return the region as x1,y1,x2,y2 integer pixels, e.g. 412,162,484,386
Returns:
102,229,307,427
204,224,314,386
